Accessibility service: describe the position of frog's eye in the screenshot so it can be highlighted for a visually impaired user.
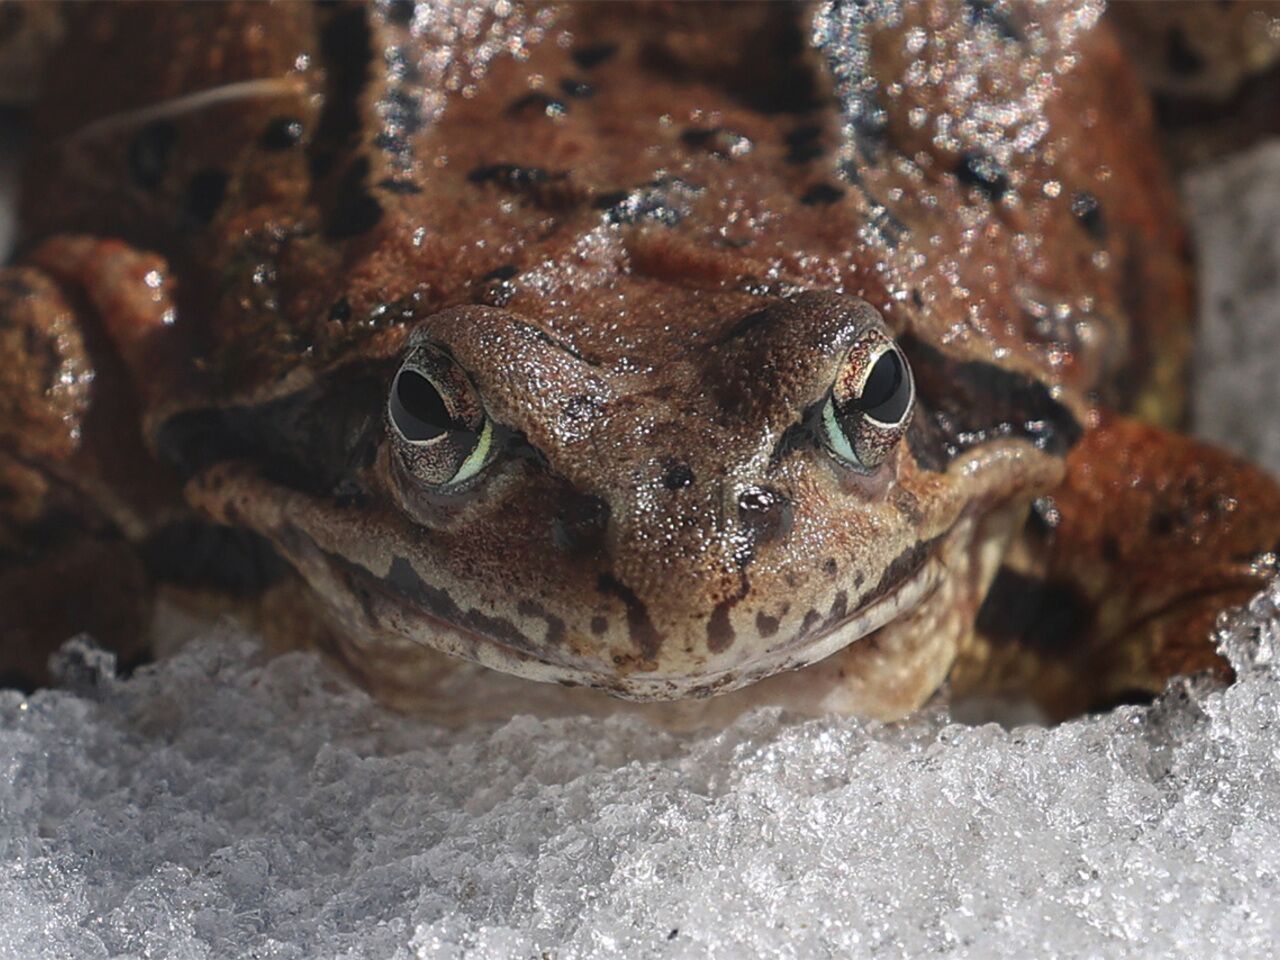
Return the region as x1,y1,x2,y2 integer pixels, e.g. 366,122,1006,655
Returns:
821,335,915,472
387,344,496,488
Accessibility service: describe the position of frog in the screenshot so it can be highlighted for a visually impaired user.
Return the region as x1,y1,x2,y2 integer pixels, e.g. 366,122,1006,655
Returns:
3,0,1280,723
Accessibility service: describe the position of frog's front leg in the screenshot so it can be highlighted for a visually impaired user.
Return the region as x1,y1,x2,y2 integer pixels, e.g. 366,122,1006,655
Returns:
0,256,161,685
953,414,1280,719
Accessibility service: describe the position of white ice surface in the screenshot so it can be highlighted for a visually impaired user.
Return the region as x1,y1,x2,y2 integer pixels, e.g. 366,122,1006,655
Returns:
3,142,1280,959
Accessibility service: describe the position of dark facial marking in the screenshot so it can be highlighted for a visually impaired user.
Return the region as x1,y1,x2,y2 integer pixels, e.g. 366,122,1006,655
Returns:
378,556,544,657
259,116,305,151
597,573,662,660
128,120,178,190
859,537,937,609
707,575,751,654
756,611,780,638
155,362,387,497
956,152,1009,202
902,336,1082,471
572,42,618,70
182,168,230,227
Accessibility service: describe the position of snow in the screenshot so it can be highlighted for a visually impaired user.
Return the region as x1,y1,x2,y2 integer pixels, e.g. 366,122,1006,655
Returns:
3,126,1280,959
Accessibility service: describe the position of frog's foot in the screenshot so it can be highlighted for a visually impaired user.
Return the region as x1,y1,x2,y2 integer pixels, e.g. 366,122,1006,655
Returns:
0,262,154,685
24,235,191,419
952,414,1280,720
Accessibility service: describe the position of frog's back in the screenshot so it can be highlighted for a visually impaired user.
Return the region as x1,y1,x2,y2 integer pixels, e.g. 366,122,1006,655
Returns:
20,0,1189,421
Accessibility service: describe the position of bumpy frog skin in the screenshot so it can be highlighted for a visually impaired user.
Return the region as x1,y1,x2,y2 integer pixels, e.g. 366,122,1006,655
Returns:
4,1,1280,721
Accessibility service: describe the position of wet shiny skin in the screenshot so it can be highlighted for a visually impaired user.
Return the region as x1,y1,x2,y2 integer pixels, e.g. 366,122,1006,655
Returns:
10,1,1193,718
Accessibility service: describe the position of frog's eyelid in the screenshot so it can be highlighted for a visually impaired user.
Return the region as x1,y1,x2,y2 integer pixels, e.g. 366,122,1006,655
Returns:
821,396,861,466
449,419,496,485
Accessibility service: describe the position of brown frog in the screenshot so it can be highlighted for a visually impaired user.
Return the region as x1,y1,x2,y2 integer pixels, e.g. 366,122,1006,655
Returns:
3,0,1280,721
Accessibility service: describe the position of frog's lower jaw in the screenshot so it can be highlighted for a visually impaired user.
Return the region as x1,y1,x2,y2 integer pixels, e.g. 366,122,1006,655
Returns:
186,439,1044,717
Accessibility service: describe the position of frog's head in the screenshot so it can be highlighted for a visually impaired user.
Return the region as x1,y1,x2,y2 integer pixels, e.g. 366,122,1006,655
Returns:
179,290,1074,712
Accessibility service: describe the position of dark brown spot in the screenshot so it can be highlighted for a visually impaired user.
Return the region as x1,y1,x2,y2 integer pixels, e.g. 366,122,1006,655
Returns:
756,611,780,637
590,615,608,635
572,42,618,70
976,567,1092,658
128,120,177,190
325,157,383,239
738,486,793,545
259,116,305,151
517,600,566,646
377,178,422,194
182,168,229,227
822,558,838,577
800,183,844,206
597,573,662,660
1070,191,1106,241
560,78,595,98
707,601,736,653
956,151,1009,202
662,461,695,490
506,92,567,119
966,0,1022,40
328,298,352,322
310,7,372,179
1166,26,1204,77
707,575,751,654
384,0,415,26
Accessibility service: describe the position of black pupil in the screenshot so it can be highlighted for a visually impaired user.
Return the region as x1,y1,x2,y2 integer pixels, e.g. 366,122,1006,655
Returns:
390,369,452,441
855,349,911,424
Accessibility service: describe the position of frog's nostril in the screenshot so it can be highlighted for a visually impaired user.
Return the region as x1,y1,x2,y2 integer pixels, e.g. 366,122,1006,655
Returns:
662,460,695,490
738,486,793,544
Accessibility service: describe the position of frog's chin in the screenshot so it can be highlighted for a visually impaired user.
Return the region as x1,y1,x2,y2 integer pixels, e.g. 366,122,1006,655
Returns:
594,551,947,701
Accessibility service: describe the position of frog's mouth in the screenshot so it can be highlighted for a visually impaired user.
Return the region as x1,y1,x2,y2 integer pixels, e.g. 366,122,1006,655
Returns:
278,504,951,702
186,457,965,702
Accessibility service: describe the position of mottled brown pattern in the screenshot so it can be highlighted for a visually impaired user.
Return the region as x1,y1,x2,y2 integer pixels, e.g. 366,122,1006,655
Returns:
0,1,1275,718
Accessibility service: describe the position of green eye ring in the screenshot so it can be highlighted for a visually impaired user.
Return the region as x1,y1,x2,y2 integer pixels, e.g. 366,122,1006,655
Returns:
387,345,497,489
821,337,915,472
